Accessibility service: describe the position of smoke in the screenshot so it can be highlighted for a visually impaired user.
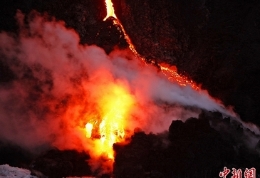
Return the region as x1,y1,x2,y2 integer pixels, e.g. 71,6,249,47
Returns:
0,11,236,173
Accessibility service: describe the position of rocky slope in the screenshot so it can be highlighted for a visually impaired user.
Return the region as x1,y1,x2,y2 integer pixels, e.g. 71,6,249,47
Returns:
114,111,260,177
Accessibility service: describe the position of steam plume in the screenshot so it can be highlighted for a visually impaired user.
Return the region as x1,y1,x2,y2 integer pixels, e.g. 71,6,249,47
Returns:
0,11,239,172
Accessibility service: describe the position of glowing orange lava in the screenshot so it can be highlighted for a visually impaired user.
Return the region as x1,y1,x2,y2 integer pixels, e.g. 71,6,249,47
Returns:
85,83,135,160
103,0,199,90
104,0,117,21
83,0,200,164
160,63,200,90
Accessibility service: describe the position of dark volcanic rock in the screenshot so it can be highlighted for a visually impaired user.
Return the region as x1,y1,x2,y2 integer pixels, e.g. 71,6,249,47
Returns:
31,149,91,178
95,17,128,53
114,112,260,178
0,0,105,41
0,141,33,168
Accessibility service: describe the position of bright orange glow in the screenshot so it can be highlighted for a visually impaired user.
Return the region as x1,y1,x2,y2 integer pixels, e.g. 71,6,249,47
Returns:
85,83,135,160
82,0,199,170
110,16,200,90
85,123,93,138
159,63,200,90
104,0,117,21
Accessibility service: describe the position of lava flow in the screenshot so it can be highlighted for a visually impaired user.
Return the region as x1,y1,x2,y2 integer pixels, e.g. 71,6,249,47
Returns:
0,0,228,176
85,83,135,159
104,0,117,21
82,0,133,165
84,0,200,164
103,1,200,90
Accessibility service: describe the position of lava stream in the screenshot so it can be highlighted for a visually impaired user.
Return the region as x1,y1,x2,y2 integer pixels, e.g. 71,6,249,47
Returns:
104,0,117,21
84,0,200,164
103,1,199,90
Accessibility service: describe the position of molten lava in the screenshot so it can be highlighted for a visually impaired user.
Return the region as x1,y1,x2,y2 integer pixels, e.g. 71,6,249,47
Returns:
104,0,117,21
84,0,199,166
85,83,135,160
160,63,199,90
103,1,199,90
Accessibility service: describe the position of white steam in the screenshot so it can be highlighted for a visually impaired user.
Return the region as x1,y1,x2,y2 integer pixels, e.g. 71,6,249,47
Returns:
0,11,242,172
